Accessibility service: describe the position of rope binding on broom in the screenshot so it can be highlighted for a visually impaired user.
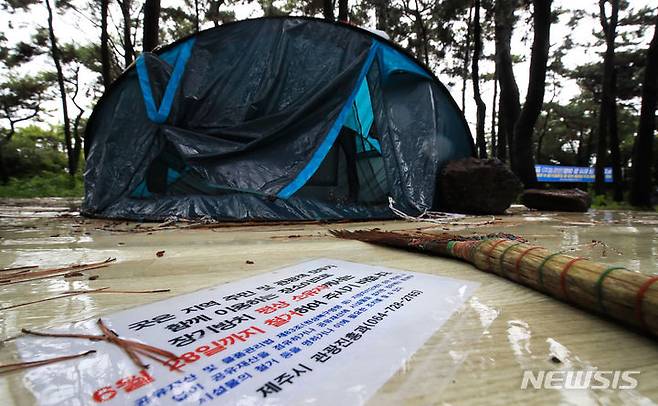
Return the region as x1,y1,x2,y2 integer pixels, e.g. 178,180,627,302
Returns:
515,246,543,277
446,240,458,255
470,238,491,262
596,267,629,315
635,276,658,331
485,239,508,273
559,257,586,300
499,242,524,277
537,251,564,291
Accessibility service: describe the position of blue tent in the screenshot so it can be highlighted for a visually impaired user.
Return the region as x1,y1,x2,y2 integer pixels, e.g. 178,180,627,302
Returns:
83,17,474,221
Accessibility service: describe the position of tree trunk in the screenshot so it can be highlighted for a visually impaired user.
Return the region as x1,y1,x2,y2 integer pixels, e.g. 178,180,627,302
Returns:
462,3,473,114
595,105,609,194
511,0,551,188
594,0,618,196
337,0,348,21
323,0,334,21
374,0,387,32
194,0,200,32
69,68,84,177
143,0,161,52
261,0,276,16
118,0,134,67
44,0,76,176
491,67,498,157
0,147,8,185
585,114,596,166
0,128,12,184
72,110,83,174
471,0,487,158
209,0,225,27
536,79,558,164
100,0,111,87
630,16,658,207
494,0,520,167
536,107,551,163
413,8,430,67
608,67,623,201
496,91,507,161
576,130,586,166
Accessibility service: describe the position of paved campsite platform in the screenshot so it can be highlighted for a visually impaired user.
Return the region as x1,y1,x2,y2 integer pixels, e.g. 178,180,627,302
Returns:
1,198,657,405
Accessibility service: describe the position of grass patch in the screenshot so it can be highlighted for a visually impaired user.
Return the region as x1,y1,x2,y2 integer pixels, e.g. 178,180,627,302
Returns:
0,172,83,198
590,193,658,211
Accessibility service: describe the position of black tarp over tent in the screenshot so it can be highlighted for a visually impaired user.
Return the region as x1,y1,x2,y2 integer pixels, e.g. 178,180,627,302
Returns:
82,17,474,221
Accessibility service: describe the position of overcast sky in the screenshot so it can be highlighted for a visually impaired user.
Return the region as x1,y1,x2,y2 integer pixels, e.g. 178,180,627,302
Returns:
2,0,656,136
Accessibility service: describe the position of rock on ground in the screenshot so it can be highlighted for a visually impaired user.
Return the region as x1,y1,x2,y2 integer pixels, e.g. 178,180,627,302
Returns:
437,158,523,214
521,188,592,212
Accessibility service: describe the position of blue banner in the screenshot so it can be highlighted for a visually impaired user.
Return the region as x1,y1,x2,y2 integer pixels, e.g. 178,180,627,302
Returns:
535,165,613,183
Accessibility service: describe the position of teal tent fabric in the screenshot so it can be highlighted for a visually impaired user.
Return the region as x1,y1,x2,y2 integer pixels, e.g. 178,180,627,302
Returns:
276,41,380,199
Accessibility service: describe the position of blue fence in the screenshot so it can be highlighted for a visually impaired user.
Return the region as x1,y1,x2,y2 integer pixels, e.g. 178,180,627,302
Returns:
535,165,613,183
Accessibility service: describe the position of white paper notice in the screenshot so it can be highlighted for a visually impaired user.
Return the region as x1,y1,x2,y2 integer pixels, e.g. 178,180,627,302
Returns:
16,259,478,406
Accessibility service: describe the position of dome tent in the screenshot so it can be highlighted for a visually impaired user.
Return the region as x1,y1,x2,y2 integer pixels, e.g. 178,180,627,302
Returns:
82,17,474,221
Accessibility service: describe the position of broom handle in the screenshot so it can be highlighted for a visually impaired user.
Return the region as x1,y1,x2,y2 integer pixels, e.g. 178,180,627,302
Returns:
448,238,657,337
332,230,658,339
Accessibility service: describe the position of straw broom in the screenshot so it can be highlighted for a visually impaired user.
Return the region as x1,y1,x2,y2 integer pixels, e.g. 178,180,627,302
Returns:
330,230,658,339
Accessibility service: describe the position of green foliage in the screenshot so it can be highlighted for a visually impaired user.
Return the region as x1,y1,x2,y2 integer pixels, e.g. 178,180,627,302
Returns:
0,73,55,136
160,0,238,43
0,32,8,61
1,27,50,69
0,125,68,177
4,41,42,67
591,193,625,209
205,7,235,26
569,49,648,102
0,171,83,198
534,93,640,169
590,192,657,211
161,5,199,40
535,98,596,166
60,42,102,75
0,73,53,109
1,0,40,11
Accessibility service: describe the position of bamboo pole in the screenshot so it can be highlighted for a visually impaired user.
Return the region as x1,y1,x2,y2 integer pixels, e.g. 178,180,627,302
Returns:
0,258,115,285
0,288,171,311
331,230,658,339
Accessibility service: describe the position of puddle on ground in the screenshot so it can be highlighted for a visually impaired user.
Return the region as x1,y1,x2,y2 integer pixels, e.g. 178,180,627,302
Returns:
466,209,658,274
0,199,656,405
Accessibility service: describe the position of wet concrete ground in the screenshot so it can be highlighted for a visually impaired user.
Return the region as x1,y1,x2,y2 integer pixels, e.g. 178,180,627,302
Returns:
0,198,657,405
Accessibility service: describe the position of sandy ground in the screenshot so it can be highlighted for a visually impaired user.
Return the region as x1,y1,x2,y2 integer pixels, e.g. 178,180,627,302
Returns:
0,198,657,405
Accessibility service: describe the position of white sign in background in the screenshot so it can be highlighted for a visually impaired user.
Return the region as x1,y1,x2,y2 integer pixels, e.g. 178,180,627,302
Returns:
16,259,478,406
